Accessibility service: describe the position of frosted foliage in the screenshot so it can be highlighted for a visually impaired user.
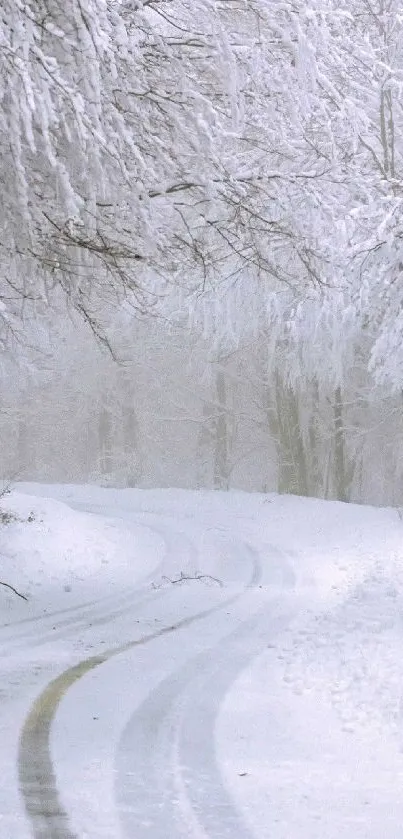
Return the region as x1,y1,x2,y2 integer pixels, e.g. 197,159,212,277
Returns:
3,1,403,505
0,0,259,320
2,1,403,352
180,0,403,392
0,0,364,322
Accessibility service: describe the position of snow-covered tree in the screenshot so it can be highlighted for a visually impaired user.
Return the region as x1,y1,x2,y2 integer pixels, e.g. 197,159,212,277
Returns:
0,0,251,337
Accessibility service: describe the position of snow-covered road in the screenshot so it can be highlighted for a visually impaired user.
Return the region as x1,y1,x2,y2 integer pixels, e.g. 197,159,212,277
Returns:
2,486,403,838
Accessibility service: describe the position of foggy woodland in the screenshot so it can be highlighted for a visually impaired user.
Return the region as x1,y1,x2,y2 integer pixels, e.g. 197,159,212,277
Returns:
2,0,403,506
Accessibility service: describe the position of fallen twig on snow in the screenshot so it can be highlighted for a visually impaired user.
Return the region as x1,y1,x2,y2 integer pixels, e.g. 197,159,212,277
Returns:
153,571,223,589
0,580,28,600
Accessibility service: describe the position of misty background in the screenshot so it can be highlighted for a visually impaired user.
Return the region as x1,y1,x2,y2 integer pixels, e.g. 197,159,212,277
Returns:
2,0,403,507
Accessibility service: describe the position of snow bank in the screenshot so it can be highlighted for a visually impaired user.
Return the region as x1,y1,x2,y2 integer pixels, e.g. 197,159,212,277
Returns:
16,482,403,601
0,491,163,606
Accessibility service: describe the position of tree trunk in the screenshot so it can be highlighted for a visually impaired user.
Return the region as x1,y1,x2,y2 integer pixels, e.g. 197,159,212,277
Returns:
333,385,348,502
98,402,113,476
123,395,142,486
273,374,309,496
213,368,229,490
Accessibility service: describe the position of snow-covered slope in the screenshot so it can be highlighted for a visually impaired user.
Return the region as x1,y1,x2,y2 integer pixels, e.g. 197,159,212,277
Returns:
0,489,164,609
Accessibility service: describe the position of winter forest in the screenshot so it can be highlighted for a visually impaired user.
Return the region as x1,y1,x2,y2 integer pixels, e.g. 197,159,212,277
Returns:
2,0,403,506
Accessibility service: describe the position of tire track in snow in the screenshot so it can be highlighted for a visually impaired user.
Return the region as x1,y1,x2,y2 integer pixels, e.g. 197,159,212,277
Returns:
3,522,202,654
115,548,295,839
3,581,170,655
0,521,168,647
115,627,260,839
18,545,261,839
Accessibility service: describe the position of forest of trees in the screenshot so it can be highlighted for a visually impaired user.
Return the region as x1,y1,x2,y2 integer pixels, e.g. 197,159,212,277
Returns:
2,0,403,506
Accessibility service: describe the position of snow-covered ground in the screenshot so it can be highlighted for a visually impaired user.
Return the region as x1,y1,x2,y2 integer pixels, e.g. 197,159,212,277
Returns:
1,483,403,838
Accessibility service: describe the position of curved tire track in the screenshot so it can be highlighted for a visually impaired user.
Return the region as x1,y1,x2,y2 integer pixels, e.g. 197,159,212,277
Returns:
18,544,261,839
0,530,167,652
115,603,293,839
2,524,202,654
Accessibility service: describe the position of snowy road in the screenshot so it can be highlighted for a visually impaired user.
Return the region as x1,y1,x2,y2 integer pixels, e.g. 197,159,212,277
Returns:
16,527,295,839
2,486,403,837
